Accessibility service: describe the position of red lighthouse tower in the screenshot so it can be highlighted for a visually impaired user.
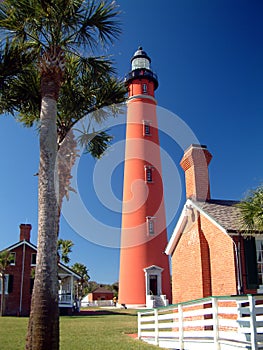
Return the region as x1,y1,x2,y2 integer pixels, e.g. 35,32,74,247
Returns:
118,47,171,307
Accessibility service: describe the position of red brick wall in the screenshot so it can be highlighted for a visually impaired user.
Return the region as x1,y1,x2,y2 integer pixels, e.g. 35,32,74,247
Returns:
88,291,114,302
94,292,113,301
19,224,32,242
199,214,237,296
180,145,212,201
171,209,238,304
171,209,204,304
2,244,36,316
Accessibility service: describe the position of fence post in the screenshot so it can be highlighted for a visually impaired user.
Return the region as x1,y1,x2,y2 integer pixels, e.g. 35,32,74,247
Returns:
178,304,184,350
248,295,258,350
154,308,159,345
138,312,141,339
212,298,220,350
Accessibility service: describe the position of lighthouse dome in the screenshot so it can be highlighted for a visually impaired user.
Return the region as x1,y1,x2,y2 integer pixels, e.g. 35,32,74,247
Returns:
133,46,151,61
125,47,158,90
131,46,151,70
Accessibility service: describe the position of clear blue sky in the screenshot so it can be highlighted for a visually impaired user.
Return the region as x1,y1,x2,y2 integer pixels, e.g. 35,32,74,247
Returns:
0,0,262,284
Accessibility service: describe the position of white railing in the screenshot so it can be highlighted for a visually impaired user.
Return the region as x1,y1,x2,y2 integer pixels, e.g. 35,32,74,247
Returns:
138,295,263,350
91,300,114,307
59,293,72,305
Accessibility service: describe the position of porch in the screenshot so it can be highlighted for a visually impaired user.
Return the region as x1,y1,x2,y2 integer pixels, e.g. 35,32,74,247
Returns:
58,273,76,309
138,294,263,350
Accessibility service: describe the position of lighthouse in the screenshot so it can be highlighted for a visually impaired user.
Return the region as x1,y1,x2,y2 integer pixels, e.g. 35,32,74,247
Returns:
118,47,171,307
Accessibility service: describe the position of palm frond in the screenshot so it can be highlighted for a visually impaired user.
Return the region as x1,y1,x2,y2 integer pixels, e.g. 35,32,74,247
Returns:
238,186,263,232
0,39,37,82
71,0,121,49
56,54,126,143
77,128,113,159
0,250,12,272
57,238,74,264
0,39,40,115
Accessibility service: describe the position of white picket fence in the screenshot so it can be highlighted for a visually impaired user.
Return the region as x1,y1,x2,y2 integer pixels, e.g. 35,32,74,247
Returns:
138,295,263,350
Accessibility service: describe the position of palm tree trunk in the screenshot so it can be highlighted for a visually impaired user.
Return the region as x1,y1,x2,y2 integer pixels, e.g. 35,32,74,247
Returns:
26,97,59,350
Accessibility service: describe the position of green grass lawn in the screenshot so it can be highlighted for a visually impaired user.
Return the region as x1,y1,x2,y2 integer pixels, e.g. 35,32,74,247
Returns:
0,308,159,349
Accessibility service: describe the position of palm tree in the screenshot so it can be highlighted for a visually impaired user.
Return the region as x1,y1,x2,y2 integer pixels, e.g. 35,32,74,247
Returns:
0,250,12,316
238,186,263,232
0,1,124,349
71,262,90,300
1,45,125,232
57,239,74,264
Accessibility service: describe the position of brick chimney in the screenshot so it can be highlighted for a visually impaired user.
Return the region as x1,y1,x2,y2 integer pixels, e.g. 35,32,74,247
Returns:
180,144,212,201
19,224,32,241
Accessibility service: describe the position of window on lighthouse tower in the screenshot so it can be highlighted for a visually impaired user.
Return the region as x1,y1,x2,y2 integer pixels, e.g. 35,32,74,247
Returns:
145,166,153,182
142,83,147,94
143,121,151,136
146,216,155,235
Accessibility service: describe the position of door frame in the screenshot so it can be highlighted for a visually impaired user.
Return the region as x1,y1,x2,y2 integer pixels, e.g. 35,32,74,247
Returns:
143,265,163,296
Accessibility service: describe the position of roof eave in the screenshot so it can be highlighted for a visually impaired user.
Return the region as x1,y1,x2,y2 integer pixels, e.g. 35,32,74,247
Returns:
165,199,192,255
166,198,263,256
3,240,37,252
58,262,82,279
165,198,232,255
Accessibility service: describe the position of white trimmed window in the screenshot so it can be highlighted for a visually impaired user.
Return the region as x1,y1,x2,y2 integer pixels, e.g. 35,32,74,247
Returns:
256,239,263,285
31,253,37,266
0,274,9,294
9,252,16,266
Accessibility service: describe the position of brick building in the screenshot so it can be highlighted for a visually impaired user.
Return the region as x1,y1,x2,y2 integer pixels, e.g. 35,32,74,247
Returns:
0,224,80,316
166,144,261,304
87,287,114,303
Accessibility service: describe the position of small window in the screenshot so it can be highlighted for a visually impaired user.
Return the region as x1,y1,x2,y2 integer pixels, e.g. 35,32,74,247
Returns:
145,166,153,183
146,216,155,235
143,120,152,136
31,253,37,266
256,239,263,285
142,83,147,94
144,123,151,136
0,275,9,294
9,252,16,266
8,275,13,294
30,278,34,294
146,168,152,182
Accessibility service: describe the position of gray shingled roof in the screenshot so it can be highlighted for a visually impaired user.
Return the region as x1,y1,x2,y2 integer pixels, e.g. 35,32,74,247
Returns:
193,199,243,232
